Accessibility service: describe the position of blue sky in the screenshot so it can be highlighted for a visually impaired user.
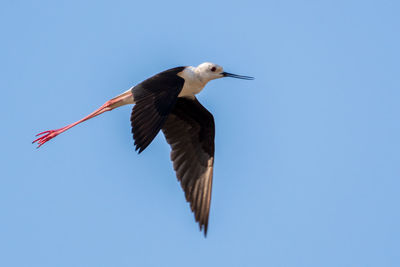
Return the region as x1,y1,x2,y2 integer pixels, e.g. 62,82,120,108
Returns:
1,0,399,266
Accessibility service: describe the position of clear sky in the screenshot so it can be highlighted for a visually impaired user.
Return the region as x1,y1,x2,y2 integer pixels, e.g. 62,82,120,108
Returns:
1,0,399,266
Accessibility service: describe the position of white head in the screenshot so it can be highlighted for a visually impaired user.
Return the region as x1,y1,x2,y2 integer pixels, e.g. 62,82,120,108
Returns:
194,62,254,83
195,62,224,82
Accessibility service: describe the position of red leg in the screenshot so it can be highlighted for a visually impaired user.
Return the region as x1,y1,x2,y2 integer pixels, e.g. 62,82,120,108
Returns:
33,89,134,148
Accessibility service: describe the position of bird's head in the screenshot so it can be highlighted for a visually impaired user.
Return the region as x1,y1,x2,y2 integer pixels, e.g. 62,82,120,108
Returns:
195,62,254,82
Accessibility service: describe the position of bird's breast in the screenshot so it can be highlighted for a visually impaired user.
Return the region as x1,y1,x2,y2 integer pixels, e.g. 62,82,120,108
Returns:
178,80,205,98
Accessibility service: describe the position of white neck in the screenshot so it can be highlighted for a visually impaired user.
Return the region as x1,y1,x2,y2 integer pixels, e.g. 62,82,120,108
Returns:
177,66,209,98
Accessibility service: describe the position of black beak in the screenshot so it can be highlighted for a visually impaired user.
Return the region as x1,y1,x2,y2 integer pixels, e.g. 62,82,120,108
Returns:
222,72,254,80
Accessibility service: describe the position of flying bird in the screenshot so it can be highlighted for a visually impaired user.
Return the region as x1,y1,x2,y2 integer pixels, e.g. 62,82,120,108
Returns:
33,62,254,236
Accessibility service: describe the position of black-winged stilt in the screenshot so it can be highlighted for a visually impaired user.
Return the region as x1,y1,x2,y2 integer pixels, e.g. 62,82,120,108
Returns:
33,62,254,236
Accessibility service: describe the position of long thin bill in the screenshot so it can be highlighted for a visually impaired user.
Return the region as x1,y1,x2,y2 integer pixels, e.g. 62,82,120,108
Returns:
222,72,254,80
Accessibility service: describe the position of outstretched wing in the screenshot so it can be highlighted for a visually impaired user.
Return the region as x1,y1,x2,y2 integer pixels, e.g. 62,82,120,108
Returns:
162,97,215,236
130,67,185,153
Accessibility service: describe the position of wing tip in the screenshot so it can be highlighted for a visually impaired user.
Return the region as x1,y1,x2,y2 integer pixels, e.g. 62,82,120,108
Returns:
133,139,149,154
202,224,208,238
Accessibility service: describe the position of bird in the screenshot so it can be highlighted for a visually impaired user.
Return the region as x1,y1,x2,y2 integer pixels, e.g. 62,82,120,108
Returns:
33,62,254,236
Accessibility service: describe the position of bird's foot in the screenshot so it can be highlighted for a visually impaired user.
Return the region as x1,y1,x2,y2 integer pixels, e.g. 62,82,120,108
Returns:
32,128,65,148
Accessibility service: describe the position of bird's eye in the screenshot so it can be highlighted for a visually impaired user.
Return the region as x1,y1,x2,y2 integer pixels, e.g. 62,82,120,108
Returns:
210,67,216,72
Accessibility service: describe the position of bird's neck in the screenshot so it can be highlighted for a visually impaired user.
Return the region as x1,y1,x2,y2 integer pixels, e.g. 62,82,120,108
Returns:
178,67,208,98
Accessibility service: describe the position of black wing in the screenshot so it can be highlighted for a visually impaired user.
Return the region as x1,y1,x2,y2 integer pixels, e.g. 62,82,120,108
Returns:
130,67,185,153
162,97,215,236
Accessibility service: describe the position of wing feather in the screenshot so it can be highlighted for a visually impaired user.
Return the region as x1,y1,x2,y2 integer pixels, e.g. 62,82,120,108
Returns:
130,67,185,153
162,97,215,236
